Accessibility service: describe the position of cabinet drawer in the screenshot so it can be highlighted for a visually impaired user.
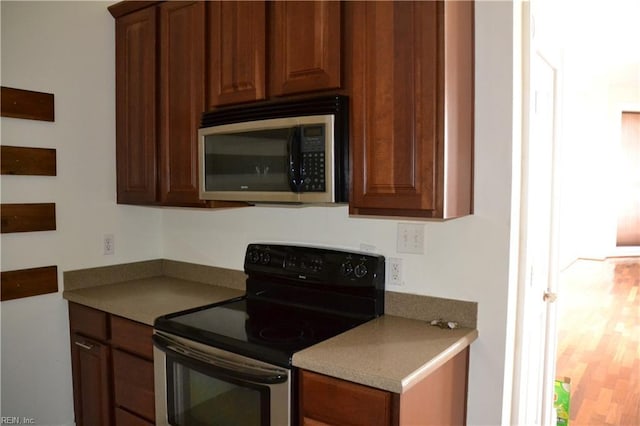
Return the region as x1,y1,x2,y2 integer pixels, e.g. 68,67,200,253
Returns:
115,407,154,426
111,315,153,359
68,302,109,341
300,370,397,426
113,349,155,422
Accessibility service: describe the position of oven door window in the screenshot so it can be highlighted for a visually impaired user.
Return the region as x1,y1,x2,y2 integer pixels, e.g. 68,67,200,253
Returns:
167,354,270,426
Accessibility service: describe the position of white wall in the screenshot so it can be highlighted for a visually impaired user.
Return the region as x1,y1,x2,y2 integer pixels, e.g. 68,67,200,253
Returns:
553,0,640,266
0,2,162,424
1,2,518,425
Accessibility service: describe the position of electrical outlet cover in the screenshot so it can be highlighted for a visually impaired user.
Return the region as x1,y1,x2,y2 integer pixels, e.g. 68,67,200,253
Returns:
387,257,403,286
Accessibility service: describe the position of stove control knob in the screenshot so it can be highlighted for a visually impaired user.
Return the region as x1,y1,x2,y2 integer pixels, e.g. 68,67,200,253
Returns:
311,258,323,272
260,252,271,265
340,261,354,276
354,263,368,278
247,250,260,264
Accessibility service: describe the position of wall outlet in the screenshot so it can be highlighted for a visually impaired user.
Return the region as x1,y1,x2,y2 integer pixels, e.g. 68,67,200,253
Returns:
104,234,115,255
397,223,424,254
387,257,403,286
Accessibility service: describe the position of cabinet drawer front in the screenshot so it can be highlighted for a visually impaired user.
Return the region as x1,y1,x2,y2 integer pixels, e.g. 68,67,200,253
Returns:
111,315,153,359
115,407,154,426
113,349,155,421
300,370,397,426
68,302,109,340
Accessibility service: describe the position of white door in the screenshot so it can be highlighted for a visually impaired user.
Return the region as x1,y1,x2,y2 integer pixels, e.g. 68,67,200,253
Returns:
511,3,561,425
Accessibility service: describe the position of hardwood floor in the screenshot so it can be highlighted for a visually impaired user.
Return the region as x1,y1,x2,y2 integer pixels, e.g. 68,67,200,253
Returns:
556,257,640,425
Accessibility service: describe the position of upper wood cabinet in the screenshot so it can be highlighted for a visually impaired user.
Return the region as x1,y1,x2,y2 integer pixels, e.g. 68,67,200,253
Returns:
346,1,474,219
158,1,205,205
207,1,266,108
269,1,341,97
114,6,157,204
112,1,207,206
207,1,341,109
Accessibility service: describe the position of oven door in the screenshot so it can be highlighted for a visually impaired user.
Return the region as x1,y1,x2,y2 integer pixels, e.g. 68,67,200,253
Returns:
153,331,291,426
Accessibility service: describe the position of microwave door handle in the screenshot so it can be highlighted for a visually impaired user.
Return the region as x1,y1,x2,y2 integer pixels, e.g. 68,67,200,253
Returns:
287,126,302,192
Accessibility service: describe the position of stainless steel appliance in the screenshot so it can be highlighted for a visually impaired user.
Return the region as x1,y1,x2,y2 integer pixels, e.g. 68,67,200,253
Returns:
153,244,385,426
198,96,349,204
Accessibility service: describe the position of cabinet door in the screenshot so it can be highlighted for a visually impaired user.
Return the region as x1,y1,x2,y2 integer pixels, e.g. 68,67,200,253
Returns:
207,1,266,108
348,1,441,217
113,349,155,422
158,1,206,205
115,6,157,204
70,334,112,426
270,1,341,96
299,370,398,426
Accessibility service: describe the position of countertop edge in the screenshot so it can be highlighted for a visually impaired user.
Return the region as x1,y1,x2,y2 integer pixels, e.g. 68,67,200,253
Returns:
400,329,479,392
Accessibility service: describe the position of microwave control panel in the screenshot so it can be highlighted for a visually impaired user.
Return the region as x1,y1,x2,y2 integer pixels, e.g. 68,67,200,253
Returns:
301,125,325,192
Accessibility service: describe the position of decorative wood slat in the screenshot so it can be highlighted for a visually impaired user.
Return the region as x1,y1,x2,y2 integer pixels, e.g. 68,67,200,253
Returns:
1,146,57,176
0,265,58,301
1,86,55,122
1,203,56,233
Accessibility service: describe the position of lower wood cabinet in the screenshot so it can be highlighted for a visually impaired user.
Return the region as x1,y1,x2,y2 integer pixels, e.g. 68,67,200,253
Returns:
70,333,111,426
299,347,469,426
68,302,154,426
300,370,399,426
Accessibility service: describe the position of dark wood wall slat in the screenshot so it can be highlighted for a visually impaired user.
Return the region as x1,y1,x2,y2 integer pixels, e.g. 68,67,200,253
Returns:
1,146,57,176
1,203,56,233
1,86,55,122
0,265,58,301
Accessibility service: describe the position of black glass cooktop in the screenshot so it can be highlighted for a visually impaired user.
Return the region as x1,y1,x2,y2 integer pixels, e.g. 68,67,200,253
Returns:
155,244,386,368
154,297,369,368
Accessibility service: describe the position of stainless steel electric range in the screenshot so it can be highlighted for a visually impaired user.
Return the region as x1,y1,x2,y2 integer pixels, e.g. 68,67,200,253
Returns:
153,243,385,426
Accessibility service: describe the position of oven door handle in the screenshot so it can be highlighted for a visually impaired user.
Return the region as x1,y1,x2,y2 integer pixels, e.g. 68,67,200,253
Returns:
153,334,288,385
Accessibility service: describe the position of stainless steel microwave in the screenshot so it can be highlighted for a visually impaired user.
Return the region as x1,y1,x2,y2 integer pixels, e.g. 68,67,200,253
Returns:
198,95,349,204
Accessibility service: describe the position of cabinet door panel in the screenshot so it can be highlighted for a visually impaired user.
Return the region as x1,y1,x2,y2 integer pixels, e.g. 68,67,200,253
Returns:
115,407,154,426
207,1,266,107
115,7,157,204
113,349,155,422
71,334,111,426
68,302,109,341
348,1,440,215
299,370,397,426
270,1,341,96
111,315,153,360
158,1,206,205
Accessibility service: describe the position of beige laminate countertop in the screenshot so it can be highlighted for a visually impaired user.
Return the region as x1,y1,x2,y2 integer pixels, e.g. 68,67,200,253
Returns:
63,277,243,326
293,315,478,394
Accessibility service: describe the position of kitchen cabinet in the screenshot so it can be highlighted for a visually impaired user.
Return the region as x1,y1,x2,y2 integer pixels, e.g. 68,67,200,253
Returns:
300,370,398,426
207,0,341,108
299,347,469,426
68,302,155,426
69,303,111,426
269,1,341,97
207,1,266,108
111,1,209,206
346,1,474,219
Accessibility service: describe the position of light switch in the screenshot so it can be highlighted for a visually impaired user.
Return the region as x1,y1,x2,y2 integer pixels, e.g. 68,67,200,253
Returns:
397,223,424,254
